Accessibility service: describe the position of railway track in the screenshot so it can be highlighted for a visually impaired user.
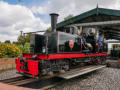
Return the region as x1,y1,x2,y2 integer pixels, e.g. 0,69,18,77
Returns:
0,76,36,85
0,65,106,89
0,74,62,89
0,76,25,83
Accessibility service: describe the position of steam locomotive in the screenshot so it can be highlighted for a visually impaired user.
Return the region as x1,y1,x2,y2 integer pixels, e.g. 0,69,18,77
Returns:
16,13,107,77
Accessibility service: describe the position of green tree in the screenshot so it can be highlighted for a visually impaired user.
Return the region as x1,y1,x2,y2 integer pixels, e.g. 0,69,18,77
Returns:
17,31,32,46
48,27,52,31
25,33,31,43
4,40,11,43
23,43,30,53
13,41,19,45
64,14,73,21
17,35,24,45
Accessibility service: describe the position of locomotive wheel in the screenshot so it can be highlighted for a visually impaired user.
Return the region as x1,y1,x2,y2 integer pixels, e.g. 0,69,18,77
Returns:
91,59,99,65
101,59,106,65
64,65,69,71
59,70,65,73
42,69,47,75
98,57,106,65
48,71,53,76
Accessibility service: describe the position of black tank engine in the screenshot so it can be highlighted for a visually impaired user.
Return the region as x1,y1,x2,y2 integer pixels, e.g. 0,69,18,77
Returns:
16,13,107,77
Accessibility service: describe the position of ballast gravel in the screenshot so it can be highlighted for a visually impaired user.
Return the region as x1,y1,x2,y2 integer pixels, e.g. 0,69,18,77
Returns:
51,67,120,90
0,69,21,80
0,68,120,90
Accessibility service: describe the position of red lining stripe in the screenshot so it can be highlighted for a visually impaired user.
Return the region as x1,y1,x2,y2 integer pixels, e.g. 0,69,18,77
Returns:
36,53,107,60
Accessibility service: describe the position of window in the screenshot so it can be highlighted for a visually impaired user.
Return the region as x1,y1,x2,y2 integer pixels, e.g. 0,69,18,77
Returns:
59,33,81,53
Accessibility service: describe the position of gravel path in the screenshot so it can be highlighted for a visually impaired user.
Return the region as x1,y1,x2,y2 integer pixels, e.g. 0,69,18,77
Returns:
0,67,120,90
51,67,120,90
0,69,21,80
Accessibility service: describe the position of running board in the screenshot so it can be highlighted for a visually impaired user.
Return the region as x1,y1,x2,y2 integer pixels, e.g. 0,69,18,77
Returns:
58,65,106,79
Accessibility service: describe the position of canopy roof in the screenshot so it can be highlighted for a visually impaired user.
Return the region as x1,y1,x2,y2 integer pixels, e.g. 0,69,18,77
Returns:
57,7,120,40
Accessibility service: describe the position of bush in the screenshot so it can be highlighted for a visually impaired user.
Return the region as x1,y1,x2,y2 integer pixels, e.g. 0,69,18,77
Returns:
0,43,6,57
17,43,30,53
0,43,22,58
23,43,30,53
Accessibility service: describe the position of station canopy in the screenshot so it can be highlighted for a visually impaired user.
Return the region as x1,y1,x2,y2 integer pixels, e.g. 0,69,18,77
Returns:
57,7,120,40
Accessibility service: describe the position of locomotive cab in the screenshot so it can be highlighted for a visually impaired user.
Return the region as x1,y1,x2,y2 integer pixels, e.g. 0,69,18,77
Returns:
30,34,46,54
29,32,57,54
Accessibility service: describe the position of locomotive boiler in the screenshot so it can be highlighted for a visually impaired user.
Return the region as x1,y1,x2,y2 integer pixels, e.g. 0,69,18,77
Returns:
16,13,107,77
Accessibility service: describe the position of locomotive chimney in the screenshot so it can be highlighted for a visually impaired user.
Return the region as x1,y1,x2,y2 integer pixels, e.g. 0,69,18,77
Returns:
50,13,59,32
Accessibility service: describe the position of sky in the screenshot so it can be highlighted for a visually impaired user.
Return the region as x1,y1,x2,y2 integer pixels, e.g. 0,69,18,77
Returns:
0,0,120,42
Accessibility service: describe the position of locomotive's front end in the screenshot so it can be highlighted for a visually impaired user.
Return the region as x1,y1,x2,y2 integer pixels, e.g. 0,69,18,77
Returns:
16,34,47,77
16,54,39,77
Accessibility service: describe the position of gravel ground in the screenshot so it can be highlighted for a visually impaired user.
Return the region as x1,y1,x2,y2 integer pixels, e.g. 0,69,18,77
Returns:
51,67,120,90
0,69,21,80
0,68,120,90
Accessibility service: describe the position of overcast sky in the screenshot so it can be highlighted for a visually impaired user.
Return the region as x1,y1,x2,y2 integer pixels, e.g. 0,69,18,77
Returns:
0,0,120,42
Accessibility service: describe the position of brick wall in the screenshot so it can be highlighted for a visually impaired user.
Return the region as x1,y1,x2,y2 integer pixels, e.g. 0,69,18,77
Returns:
0,58,16,71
